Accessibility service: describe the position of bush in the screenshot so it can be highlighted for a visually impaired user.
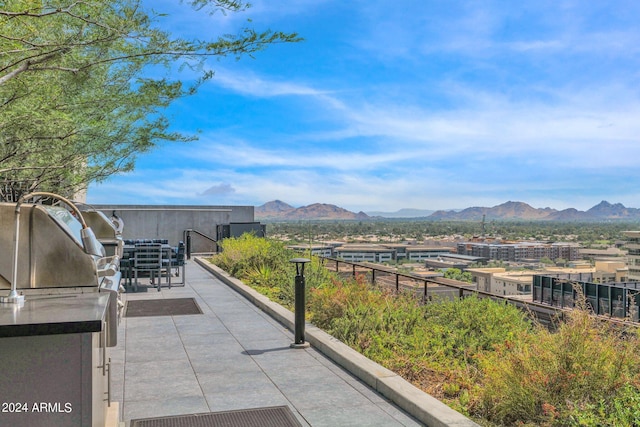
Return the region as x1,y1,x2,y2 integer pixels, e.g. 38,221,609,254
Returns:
308,273,378,329
210,234,296,306
211,234,335,309
210,234,640,426
471,307,640,426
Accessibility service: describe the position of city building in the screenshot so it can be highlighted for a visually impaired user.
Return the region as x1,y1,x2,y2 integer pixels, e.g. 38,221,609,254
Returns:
533,273,640,321
456,241,580,262
380,244,452,261
424,254,485,271
493,271,534,296
466,268,505,293
405,246,453,261
579,246,626,262
592,260,628,283
334,244,395,263
466,268,533,296
332,243,454,264
288,244,334,257
623,231,640,281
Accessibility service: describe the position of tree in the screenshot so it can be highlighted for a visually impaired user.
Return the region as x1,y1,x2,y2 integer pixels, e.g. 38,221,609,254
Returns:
539,256,554,265
0,0,300,198
441,268,473,283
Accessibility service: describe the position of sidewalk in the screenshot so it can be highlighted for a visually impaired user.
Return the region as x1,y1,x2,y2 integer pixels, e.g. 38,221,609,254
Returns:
111,261,423,426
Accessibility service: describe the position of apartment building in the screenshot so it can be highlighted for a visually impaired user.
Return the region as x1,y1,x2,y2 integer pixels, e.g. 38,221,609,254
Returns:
592,260,628,283
466,268,505,293
466,268,533,296
623,231,640,281
456,241,580,262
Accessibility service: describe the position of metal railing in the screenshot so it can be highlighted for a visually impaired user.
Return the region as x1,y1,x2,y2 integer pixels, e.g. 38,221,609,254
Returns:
183,229,218,259
320,257,475,302
317,257,640,327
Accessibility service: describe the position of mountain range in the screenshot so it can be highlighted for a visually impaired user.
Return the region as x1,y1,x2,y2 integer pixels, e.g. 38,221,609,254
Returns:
367,208,436,218
255,200,640,221
255,200,370,220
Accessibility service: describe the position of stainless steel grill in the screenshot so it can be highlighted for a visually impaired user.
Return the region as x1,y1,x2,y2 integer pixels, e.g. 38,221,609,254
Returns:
77,204,124,258
0,195,123,346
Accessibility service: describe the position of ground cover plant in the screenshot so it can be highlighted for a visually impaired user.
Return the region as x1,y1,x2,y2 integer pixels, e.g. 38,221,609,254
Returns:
210,234,640,426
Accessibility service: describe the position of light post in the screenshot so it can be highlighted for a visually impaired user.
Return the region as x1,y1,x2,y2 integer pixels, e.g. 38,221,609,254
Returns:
290,258,310,349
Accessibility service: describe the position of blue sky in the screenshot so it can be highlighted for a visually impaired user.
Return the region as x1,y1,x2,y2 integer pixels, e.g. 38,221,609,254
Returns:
87,0,640,213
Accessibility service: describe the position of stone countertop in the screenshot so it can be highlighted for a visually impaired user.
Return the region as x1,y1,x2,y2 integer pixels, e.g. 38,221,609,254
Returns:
0,292,109,338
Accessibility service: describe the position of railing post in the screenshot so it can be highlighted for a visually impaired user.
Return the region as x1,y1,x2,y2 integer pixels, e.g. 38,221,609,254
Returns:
185,229,192,260
372,269,376,285
395,274,399,292
424,281,428,303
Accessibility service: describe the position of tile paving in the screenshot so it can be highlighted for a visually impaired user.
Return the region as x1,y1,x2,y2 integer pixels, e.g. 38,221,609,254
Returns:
112,261,423,426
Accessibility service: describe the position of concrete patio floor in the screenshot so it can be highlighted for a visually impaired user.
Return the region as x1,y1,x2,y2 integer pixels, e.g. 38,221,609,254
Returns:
111,260,424,426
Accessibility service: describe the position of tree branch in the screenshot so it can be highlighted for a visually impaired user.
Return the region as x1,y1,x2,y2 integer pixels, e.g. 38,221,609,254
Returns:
0,50,67,85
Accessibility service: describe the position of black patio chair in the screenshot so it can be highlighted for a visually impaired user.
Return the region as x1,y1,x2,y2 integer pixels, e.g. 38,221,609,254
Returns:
170,241,186,286
133,243,166,292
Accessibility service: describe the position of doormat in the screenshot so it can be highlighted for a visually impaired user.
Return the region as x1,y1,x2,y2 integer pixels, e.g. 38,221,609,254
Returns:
124,298,202,317
130,405,302,427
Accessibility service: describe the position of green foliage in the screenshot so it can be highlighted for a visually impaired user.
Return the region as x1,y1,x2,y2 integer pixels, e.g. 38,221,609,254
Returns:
210,233,640,426
308,274,385,331
211,234,333,309
469,260,507,269
441,268,473,283
472,308,640,426
211,234,294,305
564,384,640,427
418,296,531,367
0,1,300,196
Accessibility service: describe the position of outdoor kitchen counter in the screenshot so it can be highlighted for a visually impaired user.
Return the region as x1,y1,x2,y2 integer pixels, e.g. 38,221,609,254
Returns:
0,292,109,338
0,292,113,427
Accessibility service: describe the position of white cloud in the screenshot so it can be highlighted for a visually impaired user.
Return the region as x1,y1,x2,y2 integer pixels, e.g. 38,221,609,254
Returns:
213,70,328,98
198,183,235,197
88,0,640,212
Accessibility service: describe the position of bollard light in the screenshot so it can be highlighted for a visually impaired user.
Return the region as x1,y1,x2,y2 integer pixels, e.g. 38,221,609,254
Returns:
290,258,310,349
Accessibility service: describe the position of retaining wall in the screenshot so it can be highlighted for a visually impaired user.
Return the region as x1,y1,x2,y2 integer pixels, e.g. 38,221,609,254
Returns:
92,204,254,252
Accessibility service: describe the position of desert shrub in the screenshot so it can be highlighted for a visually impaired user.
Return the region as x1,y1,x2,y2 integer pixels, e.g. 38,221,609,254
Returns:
310,276,424,365
211,234,296,305
210,236,640,426
471,307,640,426
417,296,532,368
212,233,283,277
309,273,378,329
313,286,533,411
211,234,336,309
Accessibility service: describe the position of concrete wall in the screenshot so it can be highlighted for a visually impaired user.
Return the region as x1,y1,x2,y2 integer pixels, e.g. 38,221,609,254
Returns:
92,205,254,252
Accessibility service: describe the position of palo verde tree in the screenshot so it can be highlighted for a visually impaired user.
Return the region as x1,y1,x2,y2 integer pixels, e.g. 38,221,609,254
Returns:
0,0,300,199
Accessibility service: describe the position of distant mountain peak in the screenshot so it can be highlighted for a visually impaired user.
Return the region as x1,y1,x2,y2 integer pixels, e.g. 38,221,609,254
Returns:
255,201,369,220
588,200,626,211
255,200,294,214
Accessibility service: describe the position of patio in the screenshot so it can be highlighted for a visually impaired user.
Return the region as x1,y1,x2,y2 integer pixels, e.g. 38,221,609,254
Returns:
111,260,424,426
